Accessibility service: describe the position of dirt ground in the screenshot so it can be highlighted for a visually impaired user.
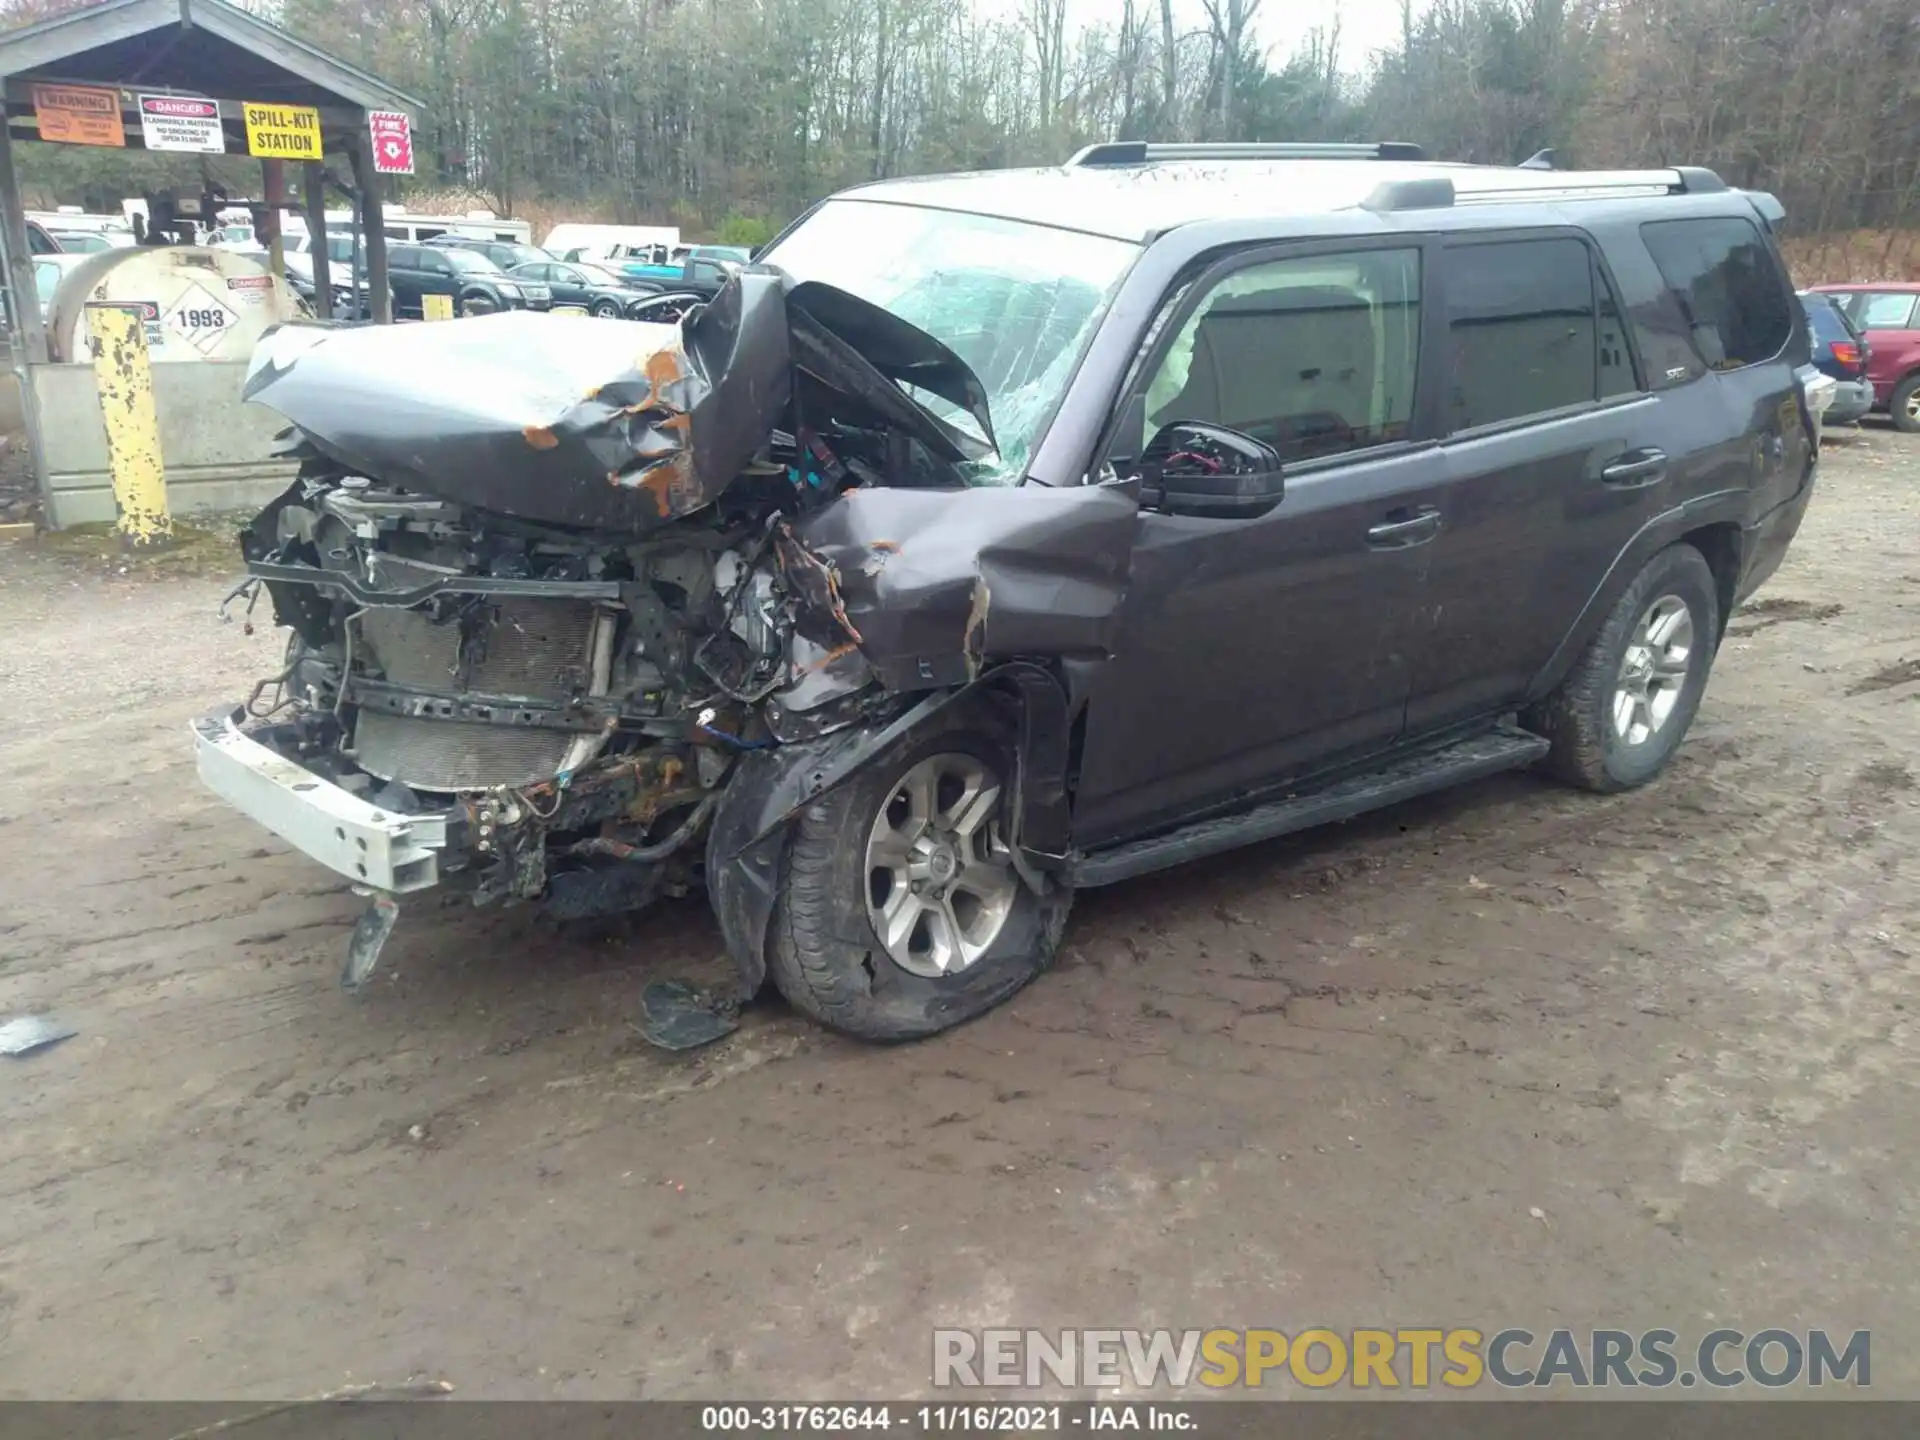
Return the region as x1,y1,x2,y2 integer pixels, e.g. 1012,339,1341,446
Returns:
1,426,1916,1401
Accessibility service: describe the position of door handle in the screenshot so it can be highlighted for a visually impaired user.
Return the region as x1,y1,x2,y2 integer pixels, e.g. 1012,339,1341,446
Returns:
1600,448,1668,487
1366,506,1442,549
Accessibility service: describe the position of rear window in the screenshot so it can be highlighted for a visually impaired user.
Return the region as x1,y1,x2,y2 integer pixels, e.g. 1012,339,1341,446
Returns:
1640,217,1794,373
1801,297,1856,345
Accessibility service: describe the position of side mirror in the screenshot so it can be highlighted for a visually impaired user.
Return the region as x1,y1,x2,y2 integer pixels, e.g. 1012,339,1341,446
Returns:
1139,421,1285,517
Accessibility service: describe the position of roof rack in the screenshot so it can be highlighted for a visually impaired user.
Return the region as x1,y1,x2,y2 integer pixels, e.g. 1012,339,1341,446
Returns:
1361,165,1731,213
1068,140,1427,167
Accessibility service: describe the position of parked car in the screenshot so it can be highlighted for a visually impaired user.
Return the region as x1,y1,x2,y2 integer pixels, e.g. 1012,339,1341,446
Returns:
507,258,661,317
607,251,733,301
47,230,112,254
1808,282,1920,432
32,252,92,309
385,243,544,318
204,142,1815,1041
424,234,554,276
1798,291,1874,425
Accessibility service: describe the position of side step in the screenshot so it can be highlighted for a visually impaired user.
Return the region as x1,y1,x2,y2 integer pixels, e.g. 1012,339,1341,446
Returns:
1070,726,1550,888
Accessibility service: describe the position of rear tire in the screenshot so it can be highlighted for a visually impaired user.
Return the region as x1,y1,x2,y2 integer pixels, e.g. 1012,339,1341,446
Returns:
1529,543,1720,793
590,298,621,318
766,703,1070,1042
1893,374,1920,434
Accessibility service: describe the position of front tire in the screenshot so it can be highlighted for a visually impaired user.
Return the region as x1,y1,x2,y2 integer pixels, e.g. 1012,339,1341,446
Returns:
458,291,497,318
766,705,1070,1041
1531,543,1720,793
1892,374,1920,434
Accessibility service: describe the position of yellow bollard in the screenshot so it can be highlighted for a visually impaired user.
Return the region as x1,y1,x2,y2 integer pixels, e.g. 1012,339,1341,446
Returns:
422,293,455,321
86,302,172,546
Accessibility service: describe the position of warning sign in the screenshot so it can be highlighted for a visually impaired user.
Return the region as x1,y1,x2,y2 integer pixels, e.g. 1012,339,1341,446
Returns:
368,110,414,174
243,102,321,160
226,274,274,307
163,283,240,355
33,84,124,147
139,94,225,154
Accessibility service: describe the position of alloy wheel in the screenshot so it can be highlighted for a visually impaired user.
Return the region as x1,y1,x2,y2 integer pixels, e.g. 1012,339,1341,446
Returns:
1612,594,1694,746
864,752,1018,978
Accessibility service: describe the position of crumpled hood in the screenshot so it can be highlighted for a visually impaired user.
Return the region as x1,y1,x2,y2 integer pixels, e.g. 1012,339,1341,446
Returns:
241,270,996,532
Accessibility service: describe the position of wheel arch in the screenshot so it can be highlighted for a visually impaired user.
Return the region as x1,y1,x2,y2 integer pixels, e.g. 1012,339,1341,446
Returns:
705,664,1074,996
1524,493,1748,704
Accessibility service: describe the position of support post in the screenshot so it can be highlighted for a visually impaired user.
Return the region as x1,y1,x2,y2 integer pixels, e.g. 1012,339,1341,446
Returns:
346,133,391,324
302,158,332,319
0,113,49,364
87,304,171,546
259,157,288,282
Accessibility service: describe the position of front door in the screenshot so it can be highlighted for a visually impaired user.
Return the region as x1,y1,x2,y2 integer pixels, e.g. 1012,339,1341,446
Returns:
1075,240,1445,847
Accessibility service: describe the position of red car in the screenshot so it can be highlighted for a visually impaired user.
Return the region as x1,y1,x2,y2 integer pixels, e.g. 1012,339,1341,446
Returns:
1809,282,1920,431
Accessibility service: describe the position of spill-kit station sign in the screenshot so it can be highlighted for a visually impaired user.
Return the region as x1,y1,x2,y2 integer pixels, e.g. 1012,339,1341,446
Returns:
243,102,321,160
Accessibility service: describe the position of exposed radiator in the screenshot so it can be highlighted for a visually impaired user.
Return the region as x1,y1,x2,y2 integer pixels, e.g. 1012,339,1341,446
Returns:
350,598,604,791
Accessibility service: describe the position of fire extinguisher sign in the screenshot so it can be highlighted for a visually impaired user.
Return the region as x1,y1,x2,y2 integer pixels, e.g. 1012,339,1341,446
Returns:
368,111,414,174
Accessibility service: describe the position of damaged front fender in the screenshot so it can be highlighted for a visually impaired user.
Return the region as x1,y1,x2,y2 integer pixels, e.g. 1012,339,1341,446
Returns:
782,482,1141,695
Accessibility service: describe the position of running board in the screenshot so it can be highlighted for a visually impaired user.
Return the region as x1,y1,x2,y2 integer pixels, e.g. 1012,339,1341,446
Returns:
1070,726,1551,888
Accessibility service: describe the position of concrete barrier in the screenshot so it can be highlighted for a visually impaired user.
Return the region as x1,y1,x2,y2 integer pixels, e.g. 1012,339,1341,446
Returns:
30,360,297,527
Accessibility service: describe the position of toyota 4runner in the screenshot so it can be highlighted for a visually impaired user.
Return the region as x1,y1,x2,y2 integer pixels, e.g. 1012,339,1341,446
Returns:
196,141,1816,1040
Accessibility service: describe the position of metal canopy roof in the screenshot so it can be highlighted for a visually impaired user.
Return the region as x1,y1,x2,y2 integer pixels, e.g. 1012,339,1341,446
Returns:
0,0,418,118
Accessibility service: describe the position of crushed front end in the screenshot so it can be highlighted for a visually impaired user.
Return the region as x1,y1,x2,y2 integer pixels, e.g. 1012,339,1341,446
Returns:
198,270,1136,993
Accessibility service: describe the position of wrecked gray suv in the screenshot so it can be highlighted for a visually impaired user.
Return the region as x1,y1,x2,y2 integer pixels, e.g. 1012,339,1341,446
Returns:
197,143,1815,1040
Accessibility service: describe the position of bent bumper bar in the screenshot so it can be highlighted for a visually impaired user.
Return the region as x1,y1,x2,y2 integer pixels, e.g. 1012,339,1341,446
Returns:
191,708,447,892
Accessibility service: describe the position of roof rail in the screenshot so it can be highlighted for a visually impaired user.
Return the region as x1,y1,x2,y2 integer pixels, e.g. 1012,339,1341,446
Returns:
1360,164,1736,213
1068,140,1427,167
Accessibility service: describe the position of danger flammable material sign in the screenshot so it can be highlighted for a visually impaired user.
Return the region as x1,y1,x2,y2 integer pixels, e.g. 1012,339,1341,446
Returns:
243,102,321,160
139,95,225,154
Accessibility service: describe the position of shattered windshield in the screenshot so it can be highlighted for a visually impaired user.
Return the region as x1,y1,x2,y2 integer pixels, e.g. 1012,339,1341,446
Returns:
762,199,1138,485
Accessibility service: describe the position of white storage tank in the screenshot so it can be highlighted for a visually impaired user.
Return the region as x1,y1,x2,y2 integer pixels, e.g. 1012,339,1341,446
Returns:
43,245,307,364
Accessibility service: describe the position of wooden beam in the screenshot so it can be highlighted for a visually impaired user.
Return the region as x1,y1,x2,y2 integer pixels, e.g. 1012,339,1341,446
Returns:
346,132,389,324
0,117,49,364
302,157,331,319
4,83,378,137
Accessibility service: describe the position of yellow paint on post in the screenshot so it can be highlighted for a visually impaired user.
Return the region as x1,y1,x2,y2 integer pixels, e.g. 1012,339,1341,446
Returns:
87,303,172,545
422,293,455,321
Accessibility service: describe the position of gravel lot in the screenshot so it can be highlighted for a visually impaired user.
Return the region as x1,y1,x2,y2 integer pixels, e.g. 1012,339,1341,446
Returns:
0,425,1916,1400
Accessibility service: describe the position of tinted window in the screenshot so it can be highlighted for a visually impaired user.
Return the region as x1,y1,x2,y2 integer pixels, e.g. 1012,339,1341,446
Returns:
1850,292,1918,329
1641,217,1793,370
1443,238,1610,429
1140,247,1421,463
389,246,420,268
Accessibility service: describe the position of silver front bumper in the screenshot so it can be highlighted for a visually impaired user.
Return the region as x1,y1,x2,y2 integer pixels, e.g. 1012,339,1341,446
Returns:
192,708,448,893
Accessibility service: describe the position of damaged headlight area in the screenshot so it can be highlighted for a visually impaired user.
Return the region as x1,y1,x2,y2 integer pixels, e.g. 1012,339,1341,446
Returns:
201,268,1135,993
219,450,885,933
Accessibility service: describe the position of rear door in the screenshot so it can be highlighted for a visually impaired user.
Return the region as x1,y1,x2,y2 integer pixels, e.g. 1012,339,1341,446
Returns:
1406,214,1802,734
386,246,423,312
1406,231,1664,731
